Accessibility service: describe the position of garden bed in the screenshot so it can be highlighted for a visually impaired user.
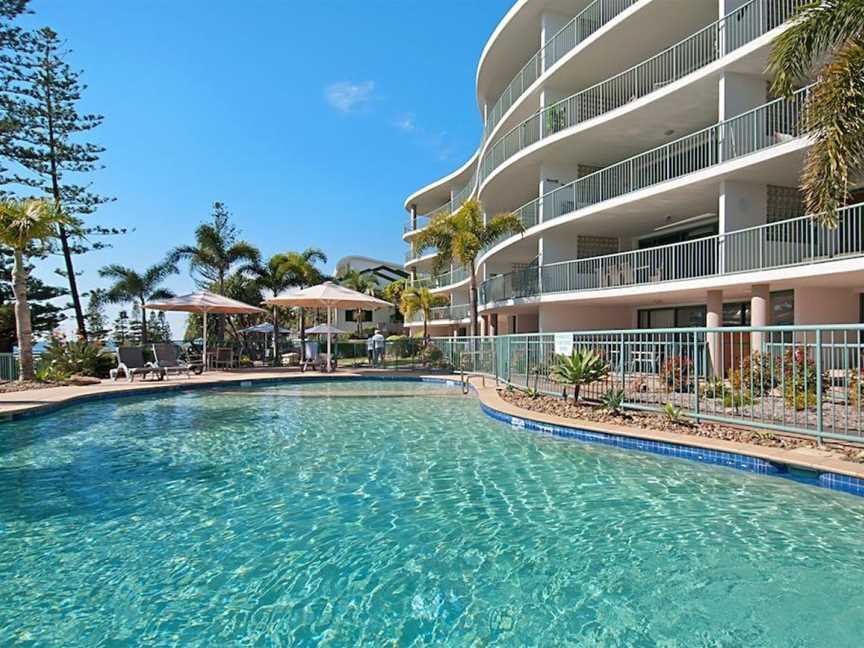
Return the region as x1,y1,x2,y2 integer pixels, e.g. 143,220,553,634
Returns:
499,388,864,465
0,380,62,394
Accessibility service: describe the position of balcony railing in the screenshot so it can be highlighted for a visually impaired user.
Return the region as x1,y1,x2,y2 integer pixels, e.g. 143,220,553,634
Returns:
479,0,808,185
405,199,453,236
405,247,438,264
478,203,864,304
478,85,810,262
484,0,637,140
408,303,471,323
415,266,470,290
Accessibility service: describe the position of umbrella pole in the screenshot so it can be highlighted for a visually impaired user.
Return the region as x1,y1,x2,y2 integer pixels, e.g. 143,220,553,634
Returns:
203,311,208,372
327,306,332,372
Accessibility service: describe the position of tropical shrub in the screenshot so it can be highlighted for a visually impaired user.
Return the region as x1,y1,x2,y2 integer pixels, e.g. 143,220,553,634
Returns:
660,356,693,392
550,349,609,402
850,370,863,405
36,337,114,381
663,402,687,425
722,389,757,410
781,348,826,411
730,351,779,394
419,343,446,369
598,388,626,415
386,335,411,358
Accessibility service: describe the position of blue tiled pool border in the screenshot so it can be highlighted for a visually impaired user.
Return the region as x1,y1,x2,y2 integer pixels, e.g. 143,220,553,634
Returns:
477,403,864,498
3,374,864,498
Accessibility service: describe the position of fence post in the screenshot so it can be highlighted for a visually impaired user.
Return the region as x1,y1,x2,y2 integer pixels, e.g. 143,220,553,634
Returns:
619,333,626,405
693,330,701,422
815,329,824,446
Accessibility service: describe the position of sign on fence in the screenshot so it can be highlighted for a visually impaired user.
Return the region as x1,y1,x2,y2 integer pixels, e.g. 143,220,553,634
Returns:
554,334,573,357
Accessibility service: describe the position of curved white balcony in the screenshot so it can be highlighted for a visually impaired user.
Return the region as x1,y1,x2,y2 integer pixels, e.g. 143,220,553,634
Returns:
406,303,472,325
403,202,450,240
404,247,439,269
483,0,641,141
414,266,470,291
478,85,811,262
478,204,864,309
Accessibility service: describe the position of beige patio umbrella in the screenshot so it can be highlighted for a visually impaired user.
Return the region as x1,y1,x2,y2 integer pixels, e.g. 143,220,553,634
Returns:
145,291,266,371
264,281,390,372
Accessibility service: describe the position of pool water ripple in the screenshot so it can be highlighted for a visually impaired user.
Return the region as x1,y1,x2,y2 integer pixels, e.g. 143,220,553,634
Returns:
0,380,863,645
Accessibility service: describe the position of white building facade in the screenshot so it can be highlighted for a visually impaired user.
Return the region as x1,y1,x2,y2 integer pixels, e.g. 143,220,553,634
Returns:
334,256,406,335
402,0,863,343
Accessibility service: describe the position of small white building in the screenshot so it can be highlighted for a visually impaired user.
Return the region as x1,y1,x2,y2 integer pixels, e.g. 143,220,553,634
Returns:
334,256,407,336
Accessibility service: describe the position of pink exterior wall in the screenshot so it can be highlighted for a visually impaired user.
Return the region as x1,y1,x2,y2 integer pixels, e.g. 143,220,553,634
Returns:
539,302,633,332
794,288,860,326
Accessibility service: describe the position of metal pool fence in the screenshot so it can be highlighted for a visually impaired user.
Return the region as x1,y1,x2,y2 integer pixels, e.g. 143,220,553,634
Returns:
0,353,17,381
431,325,864,443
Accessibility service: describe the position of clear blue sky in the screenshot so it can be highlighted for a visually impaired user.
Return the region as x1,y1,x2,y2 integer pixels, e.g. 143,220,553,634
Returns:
21,0,512,333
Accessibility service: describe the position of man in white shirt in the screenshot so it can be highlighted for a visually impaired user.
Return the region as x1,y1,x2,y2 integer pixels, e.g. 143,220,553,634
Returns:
372,329,385,367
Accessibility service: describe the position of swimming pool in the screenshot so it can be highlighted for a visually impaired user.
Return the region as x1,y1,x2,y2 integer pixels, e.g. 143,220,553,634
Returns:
1,379,863,645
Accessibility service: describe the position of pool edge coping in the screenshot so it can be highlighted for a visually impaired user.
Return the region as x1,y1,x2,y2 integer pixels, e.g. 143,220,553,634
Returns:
467,378,864,498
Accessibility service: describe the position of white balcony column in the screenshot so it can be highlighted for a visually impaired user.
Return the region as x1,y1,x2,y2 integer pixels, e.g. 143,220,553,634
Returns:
541,12,570,72
539,162,578,224
719,180,767,272
750,284,770,352
718,71,767,161
706,289,723,377
718,1,757,56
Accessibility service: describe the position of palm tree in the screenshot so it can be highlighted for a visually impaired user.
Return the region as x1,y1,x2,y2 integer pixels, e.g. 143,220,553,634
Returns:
279,248,327,357
0,199,68,381
382,278,407,326
413,198,524,336
246,253,296,364
337,265,379,336
169,206,260,341
768,2,864,227
98,260,178,344
399,286,447,339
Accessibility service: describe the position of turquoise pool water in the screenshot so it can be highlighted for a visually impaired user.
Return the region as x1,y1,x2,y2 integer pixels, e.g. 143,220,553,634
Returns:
1,380,864,646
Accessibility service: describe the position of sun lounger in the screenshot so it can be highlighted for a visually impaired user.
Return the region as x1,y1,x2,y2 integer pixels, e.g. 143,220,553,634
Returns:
301,342,336,372
110,347,164,382
151,343,199,379
212,347,235,369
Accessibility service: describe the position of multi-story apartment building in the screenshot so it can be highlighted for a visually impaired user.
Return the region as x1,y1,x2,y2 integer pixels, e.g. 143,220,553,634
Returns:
402,0,864,346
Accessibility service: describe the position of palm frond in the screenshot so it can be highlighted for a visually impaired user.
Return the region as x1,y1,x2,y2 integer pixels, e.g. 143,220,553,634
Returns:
148,288,175,301
769,1,864,97
800,38,864,225
481,212,524,247
227,240,261,266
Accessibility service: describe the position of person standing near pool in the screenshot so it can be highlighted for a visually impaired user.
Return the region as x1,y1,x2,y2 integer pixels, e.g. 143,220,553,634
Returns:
372,329,385,366
366,335,374,365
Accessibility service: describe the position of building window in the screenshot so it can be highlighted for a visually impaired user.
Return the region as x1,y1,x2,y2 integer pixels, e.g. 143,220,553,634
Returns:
638,306,705,328
723,302,751,326
345,310,373,322
770,290,794,325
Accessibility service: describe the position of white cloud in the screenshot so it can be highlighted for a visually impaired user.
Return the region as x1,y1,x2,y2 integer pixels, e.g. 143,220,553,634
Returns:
393,113,416,132
324,80,376,113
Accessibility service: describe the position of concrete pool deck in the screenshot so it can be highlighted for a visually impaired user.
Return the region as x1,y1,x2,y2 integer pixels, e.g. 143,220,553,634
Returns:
3,369,864,487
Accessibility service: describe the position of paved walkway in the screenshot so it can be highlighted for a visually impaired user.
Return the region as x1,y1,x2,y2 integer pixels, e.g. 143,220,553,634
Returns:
3,370,864,482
